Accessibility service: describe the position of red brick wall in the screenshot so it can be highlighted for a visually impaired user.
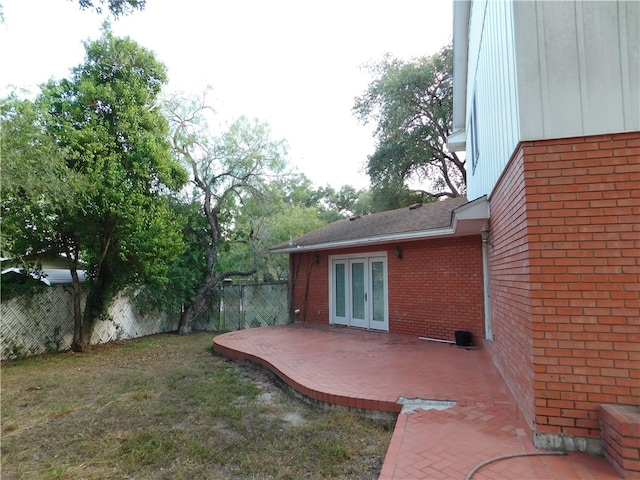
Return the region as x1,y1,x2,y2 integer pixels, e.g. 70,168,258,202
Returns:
289,237,485,342
523,132,640,439
489,131,640,442
387,237,484,341
289,250,329,325
485,145,536,429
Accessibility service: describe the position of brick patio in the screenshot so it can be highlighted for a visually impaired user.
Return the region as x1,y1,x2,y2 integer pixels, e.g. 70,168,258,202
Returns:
213,324,621,479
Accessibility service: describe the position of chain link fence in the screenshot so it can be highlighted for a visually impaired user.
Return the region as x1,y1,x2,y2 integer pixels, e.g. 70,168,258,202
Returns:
220,282,291,331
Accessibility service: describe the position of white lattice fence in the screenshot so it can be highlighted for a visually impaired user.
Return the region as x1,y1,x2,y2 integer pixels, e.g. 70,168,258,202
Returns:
1,286,179,360
1,286,78,359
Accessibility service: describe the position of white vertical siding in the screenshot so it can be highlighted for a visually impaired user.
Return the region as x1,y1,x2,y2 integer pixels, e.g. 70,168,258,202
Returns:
514,0,639,140
464,0,639,200
466,0,520,200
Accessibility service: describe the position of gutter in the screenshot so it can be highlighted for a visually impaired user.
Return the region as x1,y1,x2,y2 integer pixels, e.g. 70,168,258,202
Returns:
271,226,455,254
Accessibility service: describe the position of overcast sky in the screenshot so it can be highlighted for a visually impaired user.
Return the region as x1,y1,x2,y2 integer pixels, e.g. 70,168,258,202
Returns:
0,0,453,189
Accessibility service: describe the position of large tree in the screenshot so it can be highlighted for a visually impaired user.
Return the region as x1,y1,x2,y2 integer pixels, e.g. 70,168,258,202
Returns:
164,94,287,335
221,175,370,283
354,46,464,207
142,171,369,316
1,27,187,351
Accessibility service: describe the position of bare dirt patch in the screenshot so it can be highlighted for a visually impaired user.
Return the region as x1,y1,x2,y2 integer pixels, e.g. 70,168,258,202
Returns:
1,332,394,479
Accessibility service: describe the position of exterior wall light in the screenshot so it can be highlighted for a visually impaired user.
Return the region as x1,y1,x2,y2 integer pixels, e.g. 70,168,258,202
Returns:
481,224,493,247
395,246,403,259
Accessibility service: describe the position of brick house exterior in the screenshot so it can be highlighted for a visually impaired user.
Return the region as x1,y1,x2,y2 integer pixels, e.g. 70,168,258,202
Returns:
273,197,488,344
449,0,639,469
287,236,485,342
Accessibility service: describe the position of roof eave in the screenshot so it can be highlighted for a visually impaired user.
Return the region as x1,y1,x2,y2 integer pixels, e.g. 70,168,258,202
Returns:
271,196,491,255
448,0,471,152
271,227,456,254
451,195,490,235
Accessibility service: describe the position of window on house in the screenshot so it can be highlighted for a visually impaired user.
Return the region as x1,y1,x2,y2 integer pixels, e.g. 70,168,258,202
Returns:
470,92,480,174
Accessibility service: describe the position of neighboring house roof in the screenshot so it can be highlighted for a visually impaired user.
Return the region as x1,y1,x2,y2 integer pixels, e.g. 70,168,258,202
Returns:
272,196,489,254
42,269,87,284
1,267,51,286
1,267,87,285
1,255,87,284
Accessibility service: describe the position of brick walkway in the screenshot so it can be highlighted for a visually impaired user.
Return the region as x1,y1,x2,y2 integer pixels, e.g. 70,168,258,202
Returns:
213,324,621,479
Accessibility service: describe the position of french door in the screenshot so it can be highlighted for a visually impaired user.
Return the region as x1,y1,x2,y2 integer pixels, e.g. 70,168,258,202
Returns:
330,254,388,331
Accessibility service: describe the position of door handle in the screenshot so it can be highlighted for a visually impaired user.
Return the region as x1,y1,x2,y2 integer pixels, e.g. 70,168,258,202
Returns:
364,292,367,302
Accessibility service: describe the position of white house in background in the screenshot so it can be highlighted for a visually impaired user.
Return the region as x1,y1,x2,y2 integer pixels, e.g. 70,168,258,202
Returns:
1,256,87,285
449,0,639,472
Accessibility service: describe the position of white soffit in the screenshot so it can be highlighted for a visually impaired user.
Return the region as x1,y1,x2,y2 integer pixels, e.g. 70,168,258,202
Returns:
451,196,490,235
447,128,467,152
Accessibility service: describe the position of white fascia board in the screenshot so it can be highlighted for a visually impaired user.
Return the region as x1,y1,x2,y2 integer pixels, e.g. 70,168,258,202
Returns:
271,227,455,254
450,0,471,146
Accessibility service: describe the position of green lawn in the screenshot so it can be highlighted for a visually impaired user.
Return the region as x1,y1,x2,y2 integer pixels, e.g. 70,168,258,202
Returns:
1,332,394,479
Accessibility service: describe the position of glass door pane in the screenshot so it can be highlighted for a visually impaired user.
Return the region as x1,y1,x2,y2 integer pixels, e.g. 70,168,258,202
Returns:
351,261,365,320
371,260,385,322
335,263,346,318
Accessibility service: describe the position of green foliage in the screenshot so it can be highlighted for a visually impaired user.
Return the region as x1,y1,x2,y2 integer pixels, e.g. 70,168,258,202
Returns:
134,199,208,314
143,95,374,311
0,273,48,303
362,180,427,212
0,95,82,263
0,1,143,24
41,26,187,296
1,26,188,349
76,0,145,18
221,177,326,282
354,45,465,207
219,173,373,281
161,94,292,332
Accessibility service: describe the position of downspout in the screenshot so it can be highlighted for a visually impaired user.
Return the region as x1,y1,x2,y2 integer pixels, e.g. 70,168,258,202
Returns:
301,252,314,323
481,224,493,341
289,252,299,322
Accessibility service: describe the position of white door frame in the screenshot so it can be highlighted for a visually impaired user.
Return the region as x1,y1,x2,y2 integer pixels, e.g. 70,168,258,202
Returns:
328,252,389,331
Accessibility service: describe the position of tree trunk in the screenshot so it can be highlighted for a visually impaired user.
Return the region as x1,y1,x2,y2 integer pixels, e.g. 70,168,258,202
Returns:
179,267,257,335
71,265,111,352
72,290,101,352
178,274,218,335
70,265,84,352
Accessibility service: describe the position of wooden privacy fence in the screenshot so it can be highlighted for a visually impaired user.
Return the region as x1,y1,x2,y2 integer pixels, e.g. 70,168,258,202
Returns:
1,282,290,360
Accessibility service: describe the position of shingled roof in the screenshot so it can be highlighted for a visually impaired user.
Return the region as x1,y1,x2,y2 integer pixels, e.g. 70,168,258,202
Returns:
272,196,488,253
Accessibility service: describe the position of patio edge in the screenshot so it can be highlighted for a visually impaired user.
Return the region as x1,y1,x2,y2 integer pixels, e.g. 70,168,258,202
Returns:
213,336,402,421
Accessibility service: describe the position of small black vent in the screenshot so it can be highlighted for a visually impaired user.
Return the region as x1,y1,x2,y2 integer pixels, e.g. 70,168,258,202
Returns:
349,215,361,221
408,203,422,210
